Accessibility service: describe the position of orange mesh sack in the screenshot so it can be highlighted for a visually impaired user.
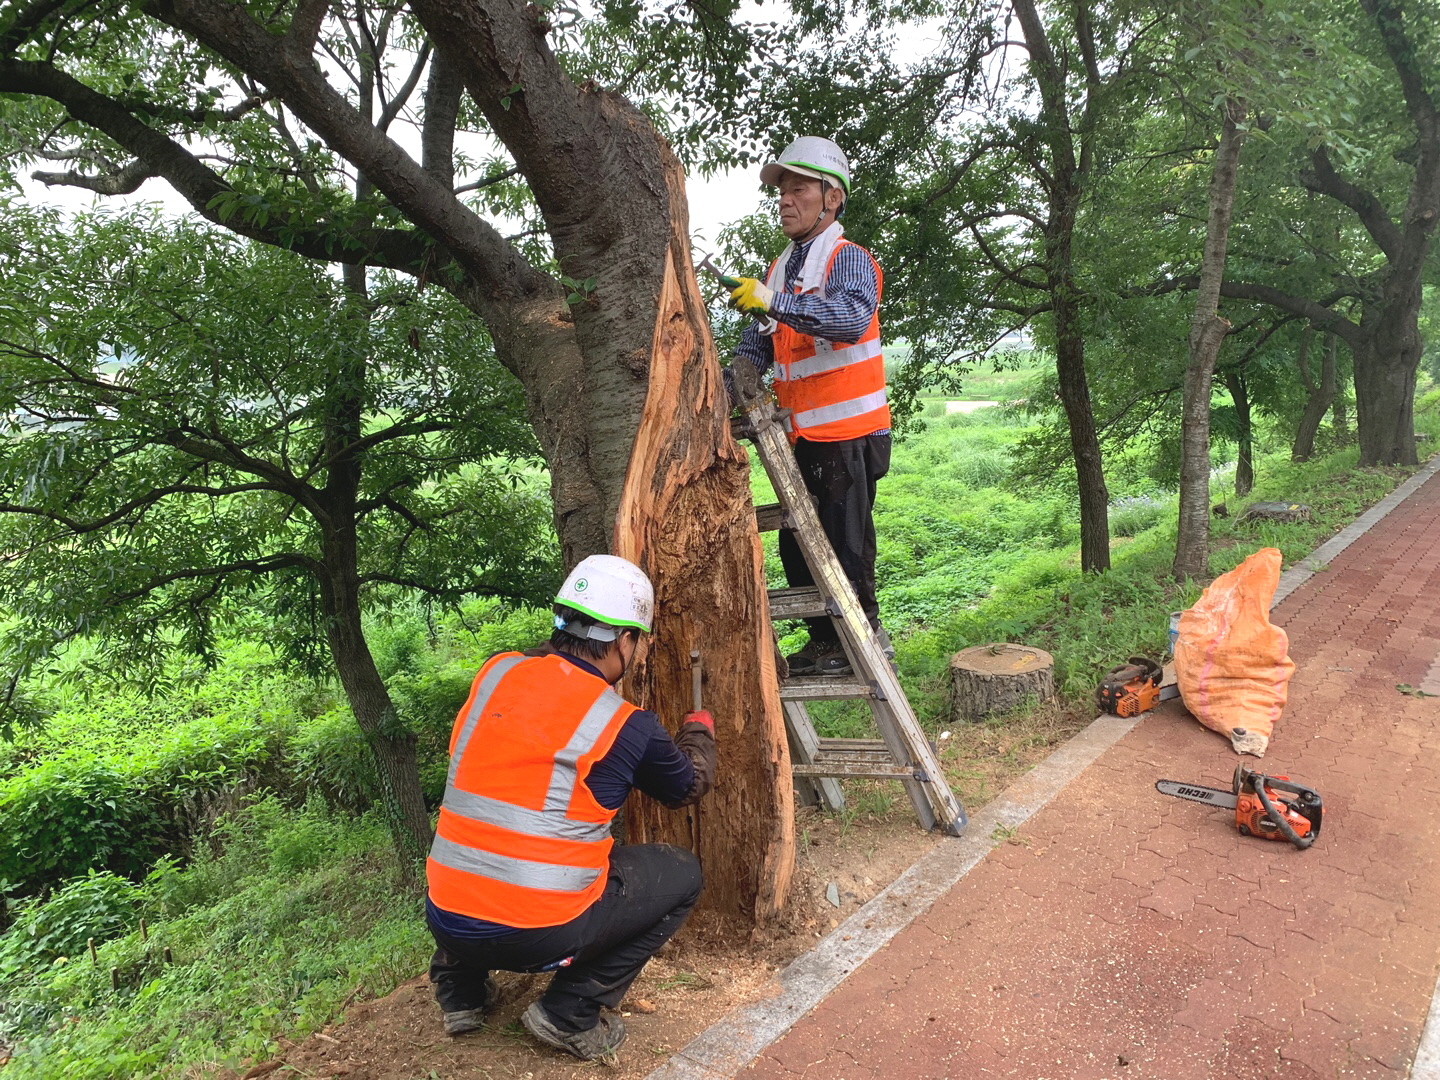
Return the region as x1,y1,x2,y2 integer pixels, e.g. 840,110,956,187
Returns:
1174,547,1295,757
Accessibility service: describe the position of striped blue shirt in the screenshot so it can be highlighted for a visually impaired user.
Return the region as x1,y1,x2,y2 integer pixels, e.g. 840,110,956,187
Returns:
733,238,889,437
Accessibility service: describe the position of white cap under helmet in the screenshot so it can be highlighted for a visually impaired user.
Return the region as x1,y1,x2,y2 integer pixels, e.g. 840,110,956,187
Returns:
759,136,852,195
554,554,654,640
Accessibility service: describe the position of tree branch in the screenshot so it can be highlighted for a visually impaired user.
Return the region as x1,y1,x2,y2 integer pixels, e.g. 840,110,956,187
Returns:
102,553,324,606
32,156,152,194
149,0,556,303
1301,146,1402,259
422,46,463,188
0,57,433,275
0,481,280,535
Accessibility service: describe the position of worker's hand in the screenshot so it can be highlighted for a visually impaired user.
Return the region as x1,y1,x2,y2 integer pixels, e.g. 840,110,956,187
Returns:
682,710,714,735
728,277,775,316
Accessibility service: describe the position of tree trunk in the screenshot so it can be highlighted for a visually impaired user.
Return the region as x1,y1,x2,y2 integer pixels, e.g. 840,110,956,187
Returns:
613,152,793,925
1054,287,1111,573
1354,284,1422,466
1175,101,1246,583
323,262,432,862
1292,326,1336,462
1012,0,1110,575
322,559,432,860
1224,369,1254,496
400,8,795,922
1332,362,1351,442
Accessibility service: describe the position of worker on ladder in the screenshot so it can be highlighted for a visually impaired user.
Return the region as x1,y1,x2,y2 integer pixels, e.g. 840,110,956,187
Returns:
728,135,892,677
424,555,717,1062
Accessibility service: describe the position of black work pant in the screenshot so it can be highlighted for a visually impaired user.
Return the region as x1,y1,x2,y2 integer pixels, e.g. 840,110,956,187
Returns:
778,434,891,644
427,844,702,1032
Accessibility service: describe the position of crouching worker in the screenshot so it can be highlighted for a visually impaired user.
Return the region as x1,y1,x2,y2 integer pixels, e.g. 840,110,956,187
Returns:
424,554,716,1062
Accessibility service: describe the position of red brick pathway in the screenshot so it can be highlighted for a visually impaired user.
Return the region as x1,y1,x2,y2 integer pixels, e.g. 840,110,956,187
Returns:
745,470,1440,1080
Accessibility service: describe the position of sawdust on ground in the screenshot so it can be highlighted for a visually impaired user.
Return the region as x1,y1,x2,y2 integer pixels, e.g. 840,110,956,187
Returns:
220,702,1090,1080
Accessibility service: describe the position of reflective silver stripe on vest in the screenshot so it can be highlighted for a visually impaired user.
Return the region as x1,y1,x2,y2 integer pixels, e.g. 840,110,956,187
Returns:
783,337,882,381
544,687,628,812
793,388,890,430
441,789,613,844
428,833,602,894
446,654,525,789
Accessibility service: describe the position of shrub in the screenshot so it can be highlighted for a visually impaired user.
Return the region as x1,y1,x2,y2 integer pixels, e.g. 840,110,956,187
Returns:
0,871,140,976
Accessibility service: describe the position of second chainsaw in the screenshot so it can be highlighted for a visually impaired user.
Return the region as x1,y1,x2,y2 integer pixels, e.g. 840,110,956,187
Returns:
1096,656,1164,718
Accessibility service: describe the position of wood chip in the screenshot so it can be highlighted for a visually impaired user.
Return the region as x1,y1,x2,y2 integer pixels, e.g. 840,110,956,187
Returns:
628,998,657,1014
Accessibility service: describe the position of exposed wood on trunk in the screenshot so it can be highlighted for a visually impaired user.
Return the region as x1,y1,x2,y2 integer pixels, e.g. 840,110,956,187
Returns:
1175,100,1246,583
613,153,793,925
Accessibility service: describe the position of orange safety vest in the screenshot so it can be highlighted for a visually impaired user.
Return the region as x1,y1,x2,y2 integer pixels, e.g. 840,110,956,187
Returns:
425,652,636,928
767,240,888,443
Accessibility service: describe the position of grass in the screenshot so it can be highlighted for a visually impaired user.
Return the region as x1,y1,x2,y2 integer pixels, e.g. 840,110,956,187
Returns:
0,797,432,1079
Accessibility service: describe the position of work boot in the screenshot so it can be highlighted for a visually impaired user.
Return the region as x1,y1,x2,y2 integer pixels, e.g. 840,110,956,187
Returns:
785,642,823,675
442,976,498,1036
813,645,853,677
522,1002,627,1061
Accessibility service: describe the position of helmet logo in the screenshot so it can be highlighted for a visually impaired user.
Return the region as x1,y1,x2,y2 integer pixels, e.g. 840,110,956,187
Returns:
573,578,588,592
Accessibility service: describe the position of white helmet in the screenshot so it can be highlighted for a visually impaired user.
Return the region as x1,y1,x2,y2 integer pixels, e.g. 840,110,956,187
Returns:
759,136,852,195
554,554,654,639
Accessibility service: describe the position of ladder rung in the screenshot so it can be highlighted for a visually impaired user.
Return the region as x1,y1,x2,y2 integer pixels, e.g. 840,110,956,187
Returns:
767,586,834,621
792,763,928,781
754,503,789,532
817,737,891,758
815,741,903,766
779,676,876,701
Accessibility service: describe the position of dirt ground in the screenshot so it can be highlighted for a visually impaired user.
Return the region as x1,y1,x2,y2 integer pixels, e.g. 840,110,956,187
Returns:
224,806,935,1080
223,703,1090,1080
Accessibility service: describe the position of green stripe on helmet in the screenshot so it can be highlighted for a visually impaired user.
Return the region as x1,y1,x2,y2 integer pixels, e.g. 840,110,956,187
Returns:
782,159,850,195
555,597,651,632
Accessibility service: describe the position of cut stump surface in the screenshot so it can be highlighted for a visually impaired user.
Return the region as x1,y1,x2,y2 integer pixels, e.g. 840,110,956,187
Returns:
949,643,1055,723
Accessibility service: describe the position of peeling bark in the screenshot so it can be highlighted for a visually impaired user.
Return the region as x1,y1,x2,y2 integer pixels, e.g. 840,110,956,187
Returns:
612,151,793,925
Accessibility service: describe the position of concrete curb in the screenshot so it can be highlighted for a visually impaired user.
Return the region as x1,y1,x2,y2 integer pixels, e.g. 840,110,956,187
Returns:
644,712,1143,1080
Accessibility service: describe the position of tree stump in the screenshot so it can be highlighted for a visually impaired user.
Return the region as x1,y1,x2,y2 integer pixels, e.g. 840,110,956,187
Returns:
1238,501,1311,525
949,644,1055,723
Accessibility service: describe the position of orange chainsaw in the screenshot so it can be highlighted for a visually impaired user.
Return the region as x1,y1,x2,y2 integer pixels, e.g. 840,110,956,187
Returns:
1096,657,1165,718
1156,764,1323,849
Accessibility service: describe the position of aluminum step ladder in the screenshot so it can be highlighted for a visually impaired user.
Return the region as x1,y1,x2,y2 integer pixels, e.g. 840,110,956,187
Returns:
734,400,967,837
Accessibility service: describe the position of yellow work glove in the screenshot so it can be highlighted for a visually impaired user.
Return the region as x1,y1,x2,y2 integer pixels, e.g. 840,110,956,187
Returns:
729,277,775,316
